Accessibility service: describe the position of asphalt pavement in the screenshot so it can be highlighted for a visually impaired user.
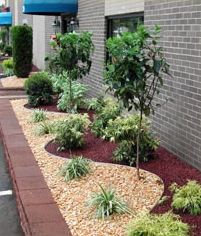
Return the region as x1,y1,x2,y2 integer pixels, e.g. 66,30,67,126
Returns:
0,135,24,236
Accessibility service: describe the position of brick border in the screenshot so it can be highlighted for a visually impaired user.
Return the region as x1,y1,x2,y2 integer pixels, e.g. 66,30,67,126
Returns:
0,98,72,236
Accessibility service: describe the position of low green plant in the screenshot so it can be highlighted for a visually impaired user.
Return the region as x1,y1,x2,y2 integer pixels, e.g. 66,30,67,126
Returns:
91,97,122,138
2,58,14,76
83,93,105,111
156,195,170,206
126,211,190,236
57,80,88,113
54,113,91,151
31,109,49,123
3,44,12,56
23,72,53,107
87,183,133,220
170,180,201,215
35,121,55,136
104,114,160,166
58,155,91,182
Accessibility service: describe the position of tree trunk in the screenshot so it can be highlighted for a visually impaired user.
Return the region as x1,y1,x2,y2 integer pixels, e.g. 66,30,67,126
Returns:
136,111,143,179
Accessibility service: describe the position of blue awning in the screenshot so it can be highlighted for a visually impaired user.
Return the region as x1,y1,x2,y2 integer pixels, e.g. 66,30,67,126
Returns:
0,12,12,26
23,0,78,15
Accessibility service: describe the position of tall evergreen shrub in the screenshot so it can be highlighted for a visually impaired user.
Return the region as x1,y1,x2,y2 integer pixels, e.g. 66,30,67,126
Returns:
11,26,33,78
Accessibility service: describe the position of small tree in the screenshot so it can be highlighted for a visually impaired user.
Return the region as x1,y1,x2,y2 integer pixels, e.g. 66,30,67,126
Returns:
103,25,171,179
11,26,33,78
45,31,94,112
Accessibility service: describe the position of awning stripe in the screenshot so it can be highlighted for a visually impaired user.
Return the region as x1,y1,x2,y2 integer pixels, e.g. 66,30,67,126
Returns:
23,0,78,15
0,12,12,26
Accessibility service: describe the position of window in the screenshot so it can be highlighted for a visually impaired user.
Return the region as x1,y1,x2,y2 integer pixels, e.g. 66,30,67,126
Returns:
107,13,144,38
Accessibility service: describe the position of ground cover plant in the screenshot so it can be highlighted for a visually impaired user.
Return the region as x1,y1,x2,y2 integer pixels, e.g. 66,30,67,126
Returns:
126,211,190,236
170,180,201,215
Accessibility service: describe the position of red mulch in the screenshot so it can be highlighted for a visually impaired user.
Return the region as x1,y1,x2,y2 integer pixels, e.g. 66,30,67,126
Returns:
32,100,201,236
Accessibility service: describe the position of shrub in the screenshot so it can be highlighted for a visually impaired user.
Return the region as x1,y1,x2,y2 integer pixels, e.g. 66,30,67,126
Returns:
87,183,133,220
91,97,122,138
58,155,91,182
2,58,14,76
105,114,160,165
126,211,190,236
11,26,32,78
170,180,201,215
23,72,53,107
54,113,91,151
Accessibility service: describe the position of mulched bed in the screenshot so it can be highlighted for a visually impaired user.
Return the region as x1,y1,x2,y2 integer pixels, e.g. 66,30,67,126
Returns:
30,100,201,236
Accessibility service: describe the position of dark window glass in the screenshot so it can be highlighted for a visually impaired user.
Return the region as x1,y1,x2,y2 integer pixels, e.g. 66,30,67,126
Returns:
107,13,144,38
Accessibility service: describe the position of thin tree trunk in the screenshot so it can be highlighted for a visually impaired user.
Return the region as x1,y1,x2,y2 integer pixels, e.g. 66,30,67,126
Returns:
136,110,143,179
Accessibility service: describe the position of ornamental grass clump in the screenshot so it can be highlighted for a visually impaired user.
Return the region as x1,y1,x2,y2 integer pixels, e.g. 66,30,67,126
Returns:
170,180,201,215
54,113,91,151
126,211,190,236
31,109,49,123
87,183,133,220
58,155,91,182
35,121,55,136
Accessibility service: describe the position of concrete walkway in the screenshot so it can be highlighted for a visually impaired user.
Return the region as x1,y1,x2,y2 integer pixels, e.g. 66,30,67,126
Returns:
0,98,72,235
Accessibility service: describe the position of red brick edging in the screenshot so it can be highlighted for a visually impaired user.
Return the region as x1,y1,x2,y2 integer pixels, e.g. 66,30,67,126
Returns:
0,99,72,236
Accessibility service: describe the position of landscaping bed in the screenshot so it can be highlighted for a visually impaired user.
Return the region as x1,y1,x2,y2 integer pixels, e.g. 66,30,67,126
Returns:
10,98,201,236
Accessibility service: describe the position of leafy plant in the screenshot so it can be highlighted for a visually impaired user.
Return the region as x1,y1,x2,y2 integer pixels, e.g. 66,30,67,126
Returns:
170,180,201,215
91,97,122,138
31,109,49,123
23,71,53,107
35,121,55,136
156,195,170,206
58,155,91,182
87,183,133,219
126,211,190,236
103,25,171,179
45,31,94,113
3,44,12,56
2,58,14,76
57,79,88,113
104,114,160,165
54,113,91,151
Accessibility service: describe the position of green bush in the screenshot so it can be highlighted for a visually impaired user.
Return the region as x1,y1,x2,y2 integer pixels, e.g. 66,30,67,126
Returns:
91,97,122,138
58,155,91,182
11,26,32,78
170,180,201,215
105,114,160,165
87,183,133,220
3,44,12,56
2,58,14,76
23,72,53,107
54,113,91,151
126,211,190,236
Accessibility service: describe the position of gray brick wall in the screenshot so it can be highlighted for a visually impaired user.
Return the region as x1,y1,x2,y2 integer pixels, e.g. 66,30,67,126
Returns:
78,0,106,97
145,0,201,170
